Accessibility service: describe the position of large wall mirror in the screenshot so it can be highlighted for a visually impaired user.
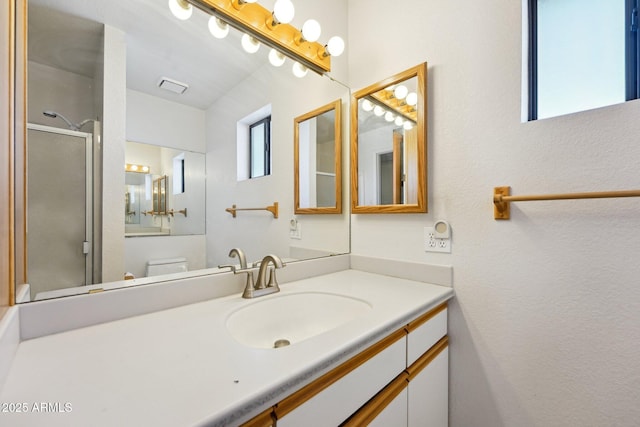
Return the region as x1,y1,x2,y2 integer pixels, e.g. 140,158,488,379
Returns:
351,63,427,213
294,100,342,214
18,0,350,303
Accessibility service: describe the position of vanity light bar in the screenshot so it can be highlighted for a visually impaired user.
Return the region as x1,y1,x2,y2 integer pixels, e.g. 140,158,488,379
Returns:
186,0,331,75
367,92,417,124
125,164,150,173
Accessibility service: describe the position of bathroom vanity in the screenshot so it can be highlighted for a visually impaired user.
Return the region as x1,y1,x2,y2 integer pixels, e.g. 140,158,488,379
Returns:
0,256,453,426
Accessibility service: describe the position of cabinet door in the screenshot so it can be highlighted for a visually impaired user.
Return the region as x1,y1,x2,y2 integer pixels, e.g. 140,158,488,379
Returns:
408,347,448,427
368,387,408,427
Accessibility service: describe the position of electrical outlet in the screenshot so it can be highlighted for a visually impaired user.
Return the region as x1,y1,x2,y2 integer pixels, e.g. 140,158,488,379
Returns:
424,227,451,253
289,221,302,240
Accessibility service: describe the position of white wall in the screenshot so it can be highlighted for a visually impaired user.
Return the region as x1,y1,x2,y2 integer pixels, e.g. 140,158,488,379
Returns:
348,1,640,426
126,89,206,152
27,62,96,127
101,25,126,283
125,89,206,276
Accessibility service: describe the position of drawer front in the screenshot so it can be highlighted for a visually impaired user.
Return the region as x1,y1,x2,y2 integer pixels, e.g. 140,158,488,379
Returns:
407,306,447,367
277,336,406,427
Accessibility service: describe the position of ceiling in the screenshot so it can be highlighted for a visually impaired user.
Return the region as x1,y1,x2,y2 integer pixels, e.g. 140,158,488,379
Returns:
28,0,276,110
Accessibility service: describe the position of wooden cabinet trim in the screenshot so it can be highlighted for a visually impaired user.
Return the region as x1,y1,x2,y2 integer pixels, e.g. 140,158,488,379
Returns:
406,335,449,381
405,302,447,334
239,408,275,427
339,372,409,427
274,327,407,419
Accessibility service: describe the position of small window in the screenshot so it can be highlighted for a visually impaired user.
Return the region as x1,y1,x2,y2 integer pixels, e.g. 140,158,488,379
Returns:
172,153,185,194
249,116,271,178
528,0,638,120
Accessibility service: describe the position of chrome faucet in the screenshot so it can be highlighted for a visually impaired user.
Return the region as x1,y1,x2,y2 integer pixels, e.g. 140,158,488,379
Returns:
239,254,285,298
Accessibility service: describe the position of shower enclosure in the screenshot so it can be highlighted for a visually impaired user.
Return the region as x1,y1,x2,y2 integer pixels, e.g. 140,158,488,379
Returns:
26,123,95,299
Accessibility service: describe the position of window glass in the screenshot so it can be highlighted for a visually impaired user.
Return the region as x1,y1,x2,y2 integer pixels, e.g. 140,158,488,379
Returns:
533,0,628,119
249,117,271,178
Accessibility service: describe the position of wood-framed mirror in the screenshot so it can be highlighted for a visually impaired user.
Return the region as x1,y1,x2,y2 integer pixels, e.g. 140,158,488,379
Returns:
351,63,427,213
294,99,342,214
153,175,168,215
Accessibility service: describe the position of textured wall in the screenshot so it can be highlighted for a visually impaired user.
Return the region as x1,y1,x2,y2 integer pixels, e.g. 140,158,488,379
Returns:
101,25,126,282
347,0,640,426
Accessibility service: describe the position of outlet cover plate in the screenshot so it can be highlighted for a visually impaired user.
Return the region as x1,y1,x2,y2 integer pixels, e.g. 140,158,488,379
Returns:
424,227,451,253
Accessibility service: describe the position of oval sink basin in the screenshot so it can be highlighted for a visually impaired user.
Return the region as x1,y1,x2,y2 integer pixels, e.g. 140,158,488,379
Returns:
226,292,372,349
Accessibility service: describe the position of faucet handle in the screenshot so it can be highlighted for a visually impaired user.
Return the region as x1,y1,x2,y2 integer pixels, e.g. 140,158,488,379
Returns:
218,264,237,273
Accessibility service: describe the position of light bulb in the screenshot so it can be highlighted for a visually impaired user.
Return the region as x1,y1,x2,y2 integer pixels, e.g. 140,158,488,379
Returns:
168,0,192,20
208,17,229,39
326,36,345,57
131,165,139,171
241,34,260,53
273,0,295,24
406,92,418,106
394,85,408,100
385,112,395,122
269,49,286,67
395,116,404,126
142,166,150,172
302,19,321,42
361,99,374,112
373,106,385,117
403,122,414,130
292,62,308,78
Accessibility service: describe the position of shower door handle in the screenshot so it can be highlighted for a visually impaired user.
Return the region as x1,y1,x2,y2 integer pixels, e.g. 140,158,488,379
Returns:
82,241,90,255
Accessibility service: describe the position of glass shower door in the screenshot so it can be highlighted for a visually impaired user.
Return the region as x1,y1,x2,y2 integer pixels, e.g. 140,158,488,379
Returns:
26,124,93,299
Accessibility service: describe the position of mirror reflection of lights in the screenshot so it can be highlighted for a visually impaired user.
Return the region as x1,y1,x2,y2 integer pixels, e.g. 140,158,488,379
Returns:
394,85,408,100
384,111,395,122
406,92,418,106
373,106,385,117
125,163,151,174
241,34,260,53
395,116,404,126
208,17,229,39
269,49,286,67
292,62,308,78
168,0,192,20
361,99,374,111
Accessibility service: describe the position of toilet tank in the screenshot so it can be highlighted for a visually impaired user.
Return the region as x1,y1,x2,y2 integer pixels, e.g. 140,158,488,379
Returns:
145,257,188,276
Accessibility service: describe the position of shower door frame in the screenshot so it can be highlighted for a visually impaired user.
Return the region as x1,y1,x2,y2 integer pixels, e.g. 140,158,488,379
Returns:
26,123,94,288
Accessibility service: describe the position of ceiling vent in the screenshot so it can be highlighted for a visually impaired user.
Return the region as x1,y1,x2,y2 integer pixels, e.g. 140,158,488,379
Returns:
158,77,189,94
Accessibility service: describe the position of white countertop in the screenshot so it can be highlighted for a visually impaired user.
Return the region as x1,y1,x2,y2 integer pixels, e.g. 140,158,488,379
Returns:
0,270,453,427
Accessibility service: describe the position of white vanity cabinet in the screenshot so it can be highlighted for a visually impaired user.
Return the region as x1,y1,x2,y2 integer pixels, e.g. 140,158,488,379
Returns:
242,302,449,427
343,303,449,427
275,329,407,427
